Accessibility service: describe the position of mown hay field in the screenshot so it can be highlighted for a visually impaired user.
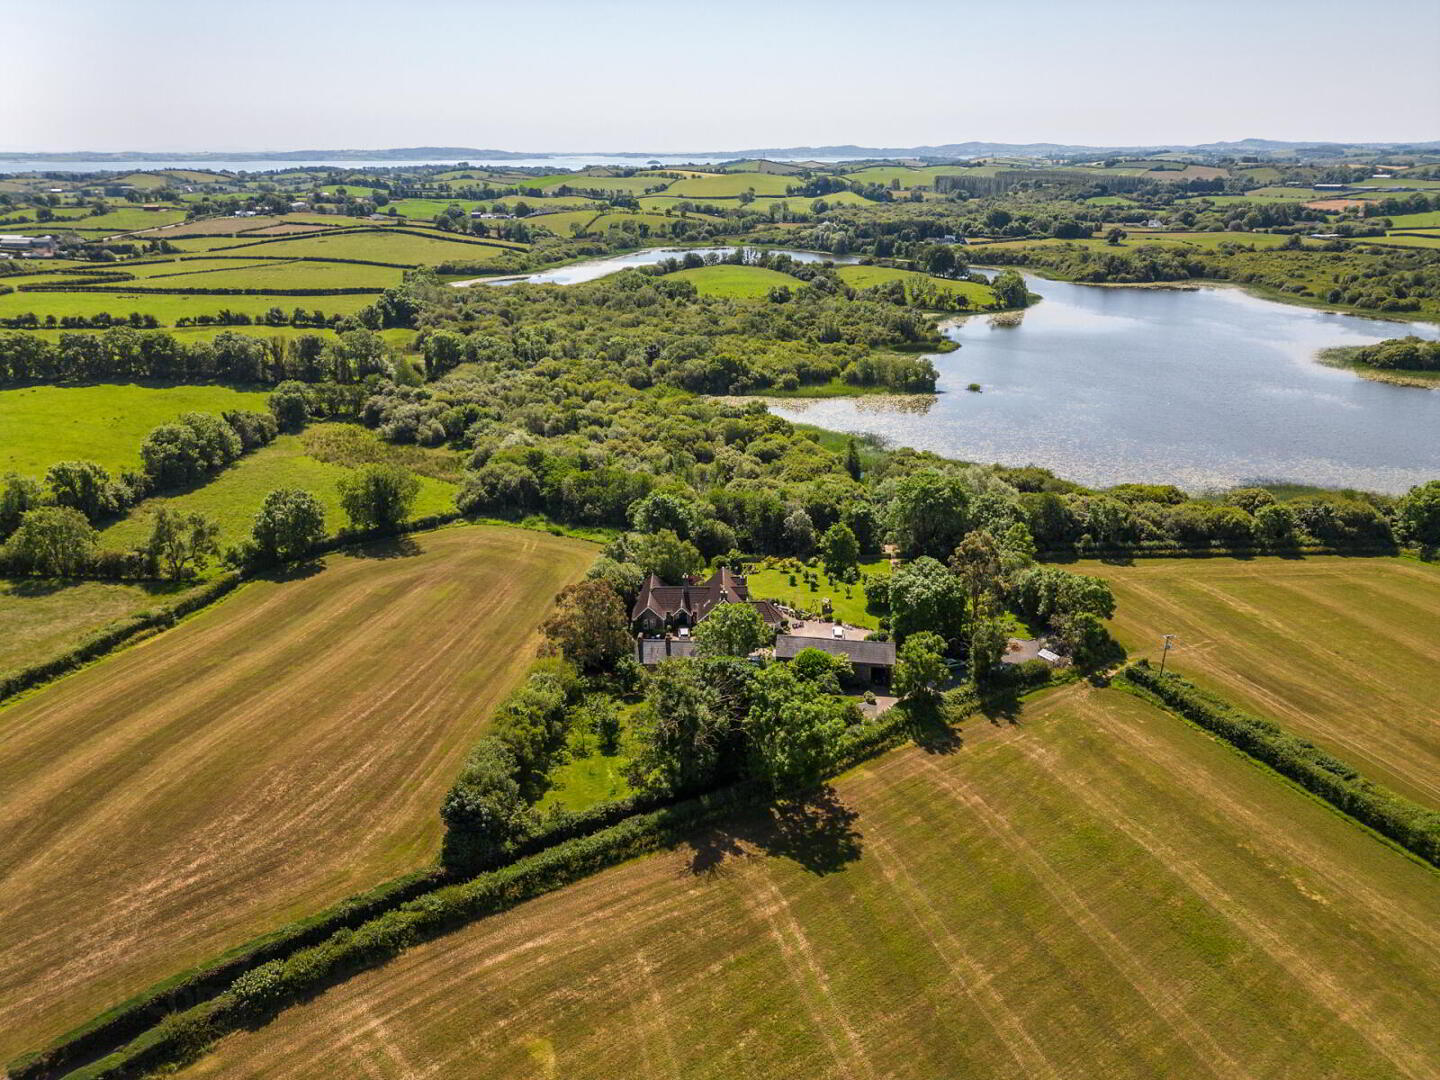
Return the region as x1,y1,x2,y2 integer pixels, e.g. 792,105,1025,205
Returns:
0,381,272,476
1078,556,1440,809
0,525,596,1061
181,684,1440,1080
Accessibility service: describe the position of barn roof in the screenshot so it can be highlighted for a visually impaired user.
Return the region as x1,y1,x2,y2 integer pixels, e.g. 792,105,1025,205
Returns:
774,635,896,666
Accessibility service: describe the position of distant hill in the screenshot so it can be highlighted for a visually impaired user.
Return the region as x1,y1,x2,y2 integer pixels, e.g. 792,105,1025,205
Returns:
3,138,1437,165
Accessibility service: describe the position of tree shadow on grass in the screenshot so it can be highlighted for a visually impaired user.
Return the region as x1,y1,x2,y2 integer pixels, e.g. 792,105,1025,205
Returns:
684,784,863,879
978,687,1025,726
351,535,422,560
258,559,327,584
897,696,964,754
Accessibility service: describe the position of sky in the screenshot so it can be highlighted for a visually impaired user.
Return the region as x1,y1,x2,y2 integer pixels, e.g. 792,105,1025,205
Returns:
6,0,1438,153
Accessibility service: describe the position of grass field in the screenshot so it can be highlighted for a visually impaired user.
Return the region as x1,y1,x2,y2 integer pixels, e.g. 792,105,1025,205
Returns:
668,264,802,297
517,174,661,195
180,682,1440,1080
0,525,596,1062
835,265,998,307
1383,211,1440,228
0,288,378,324
1359,233,1440,250
0,576,198,677
206,229,522,265
1077,556,1440,809
665,173,797,198
100,431,458,553
0,382,272,476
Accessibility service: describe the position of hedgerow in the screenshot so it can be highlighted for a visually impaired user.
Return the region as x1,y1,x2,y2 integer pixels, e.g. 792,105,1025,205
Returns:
1121,662,1440,865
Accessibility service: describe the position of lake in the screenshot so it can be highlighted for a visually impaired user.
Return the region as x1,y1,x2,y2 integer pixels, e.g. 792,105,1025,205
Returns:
767,271,1440,494
451,247,856,287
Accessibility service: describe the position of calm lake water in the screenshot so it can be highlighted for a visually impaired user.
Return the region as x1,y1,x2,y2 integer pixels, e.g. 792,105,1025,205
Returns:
767,271,1440,494
453,247,855,287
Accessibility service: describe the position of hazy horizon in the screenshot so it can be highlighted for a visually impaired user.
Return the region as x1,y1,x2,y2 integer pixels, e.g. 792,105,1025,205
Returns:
6,0,1437,155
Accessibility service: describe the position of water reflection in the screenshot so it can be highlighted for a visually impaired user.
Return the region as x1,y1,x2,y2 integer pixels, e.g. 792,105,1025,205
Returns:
769,272,1440,493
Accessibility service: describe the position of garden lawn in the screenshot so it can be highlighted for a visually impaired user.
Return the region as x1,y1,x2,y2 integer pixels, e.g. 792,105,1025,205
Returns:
746,557,891,628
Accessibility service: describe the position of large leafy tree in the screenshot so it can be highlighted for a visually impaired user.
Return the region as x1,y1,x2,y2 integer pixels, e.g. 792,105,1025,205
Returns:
145,507,220,580
693,602,771,658
45,461,116,522
1397,480,1440,546
541,580,632,672
626,659,732,796
3,506,98,577
337,463,420,531
882,470,973,558
249,488,327,563
743,663,851,792
893,631,948,700
819,522,860,580
889,556,967,644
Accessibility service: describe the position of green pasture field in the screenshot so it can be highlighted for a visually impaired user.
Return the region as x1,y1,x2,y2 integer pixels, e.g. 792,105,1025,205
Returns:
517,174,663,195
384,198,484,219
155,169,230,184
588,211,691,233
0,325,418,350
664,173,796,197
0,576,200,678
0,381,271,477
1382,210,1440,228
100,430,457,554
522,210,602,236
114,258,401,290
746,557,891,628
54,207,188,233
835,265,997,307
495,193,601,211
0,525,596,1062
667,265,803,298
1358,233,1440,249
181,682,1440,1080
0,288,379,325
1079,556,1440,810
209,229,524,265
638,193,846,214
1086,195,1140,206
325,183,384,196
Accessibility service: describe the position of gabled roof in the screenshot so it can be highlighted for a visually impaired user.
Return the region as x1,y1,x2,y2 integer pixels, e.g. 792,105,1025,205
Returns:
630,568,779,627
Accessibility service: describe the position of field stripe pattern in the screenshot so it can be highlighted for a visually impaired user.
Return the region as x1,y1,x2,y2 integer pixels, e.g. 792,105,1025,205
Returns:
1078,557,1440,808
0,526,594,1062
180,685,1440,1080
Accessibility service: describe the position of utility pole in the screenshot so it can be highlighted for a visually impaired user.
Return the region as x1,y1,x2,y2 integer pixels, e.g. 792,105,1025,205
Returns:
1159,634,1175,675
